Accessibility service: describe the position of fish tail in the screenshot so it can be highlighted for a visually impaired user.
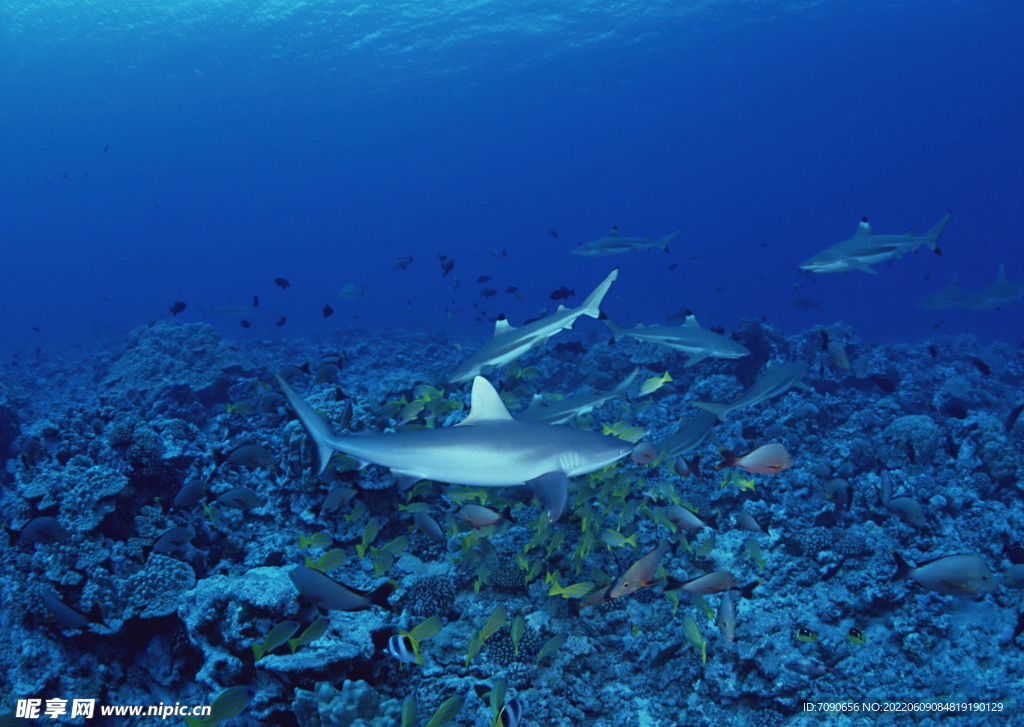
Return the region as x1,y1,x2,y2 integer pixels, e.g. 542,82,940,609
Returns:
735,580,760,599
600,313,627,342
656,229,680,251
662,575,684,592
579,268,619,320
613,367,641,399
689,400,730,421
369,580,399,613
889,551,912,582
923,211,952,251
714,449,739,469
703,511,719,531
275,374,342,475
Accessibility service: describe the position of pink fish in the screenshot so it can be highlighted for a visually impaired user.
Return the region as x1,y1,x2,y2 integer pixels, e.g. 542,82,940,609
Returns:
716,443,792,475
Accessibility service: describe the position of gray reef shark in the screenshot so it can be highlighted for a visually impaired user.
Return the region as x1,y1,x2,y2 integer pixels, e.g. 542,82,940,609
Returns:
518,367,640,425
277,373,648,521
601,314,750,367
918,266,1024,311
965,265,1024,310
656,409,719,459
917,275,977,310
799,211,952,274
450,269,618,383
573,227,681,257
690,361,810,421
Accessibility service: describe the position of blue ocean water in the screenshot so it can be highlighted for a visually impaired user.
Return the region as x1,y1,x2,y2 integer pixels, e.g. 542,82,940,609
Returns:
2,1,1024,726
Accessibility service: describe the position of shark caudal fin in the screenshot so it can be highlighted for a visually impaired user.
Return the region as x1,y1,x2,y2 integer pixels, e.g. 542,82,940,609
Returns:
923,211,952,252
275,374,341,475
578,269,619,319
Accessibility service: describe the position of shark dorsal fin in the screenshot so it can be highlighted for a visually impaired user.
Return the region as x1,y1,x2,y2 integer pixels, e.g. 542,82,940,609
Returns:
607,227,619,237
556,305,569,313
492,318,515,337
682,314,701,329
856,217,874,236
457,377,513,425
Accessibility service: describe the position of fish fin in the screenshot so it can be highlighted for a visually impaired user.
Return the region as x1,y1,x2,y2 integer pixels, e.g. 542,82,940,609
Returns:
923,211,952,250
457,377,513,425
689,400,729,421
855,217,874,235
607,228,619,237
530,471,569,522
578,268,619,320
391,471,422,490
889,552,912,582
662,575,684,592
612,367,641,400
601,315,627,342
684,352,709,368
368,581,399,613
493,319,515,337
849,259,878,274
682,314,701,328
735,580,759,599
275,374,343,475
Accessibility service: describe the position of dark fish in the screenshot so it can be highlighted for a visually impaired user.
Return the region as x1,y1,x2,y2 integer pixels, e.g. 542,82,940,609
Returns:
32,326,40,332
104,144,109,153
651,641,683,668
217,487,265,510
554,341,584,355
549,229,559,238
276,316,287,327
928,345,938,358
252,295,259,308
480,289,497,298
169,301,186,316
240,320,251,328
550,286,575,300
216,443,274,468
152,525,194,554
709,325,725,334
491,249,507,258
943,400,968,419
41,589,92,630
971,357,991,376
275,277,291,289
289,566,397,612
477,276,492,283
438,255,455,276
322,303,334,318
1006,403,1024,432
394,256,414,270
506,286,518,294
19,516,70,544
172,479,207,508
870,374,896,393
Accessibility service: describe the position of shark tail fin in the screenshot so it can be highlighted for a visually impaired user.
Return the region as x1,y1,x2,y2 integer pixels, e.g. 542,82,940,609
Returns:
579,268,619,319
601,315,628,342
689,400,730,422
657,229,682,252
275,374,341,475
612,367,641,400
923,211,952,251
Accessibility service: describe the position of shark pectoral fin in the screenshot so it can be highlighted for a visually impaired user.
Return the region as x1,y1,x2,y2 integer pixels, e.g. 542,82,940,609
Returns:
684,352,709,368
391,470,422,490
530,471,569,522
848,260,878,274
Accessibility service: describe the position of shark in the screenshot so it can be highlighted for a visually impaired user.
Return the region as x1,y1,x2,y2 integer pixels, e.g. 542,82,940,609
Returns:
450,269,618,383
601,314,751,367
657,410,719,459
799,211,952,274
690,361,810,421
917,275,977,310
573,227,682,257
276,374,645,521
965,266,1024,310
518,367,640,425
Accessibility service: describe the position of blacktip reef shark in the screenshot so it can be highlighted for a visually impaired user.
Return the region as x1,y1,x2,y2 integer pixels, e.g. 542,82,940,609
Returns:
518,367,641,425
450,269,618,383
689,361,810,421
917,275,977,310
276,373,651,521
572,227,682,257
799,211,952,274
601,313,751,367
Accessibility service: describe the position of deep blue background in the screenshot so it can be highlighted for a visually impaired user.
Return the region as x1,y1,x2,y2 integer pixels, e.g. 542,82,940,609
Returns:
2,1,1021,351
